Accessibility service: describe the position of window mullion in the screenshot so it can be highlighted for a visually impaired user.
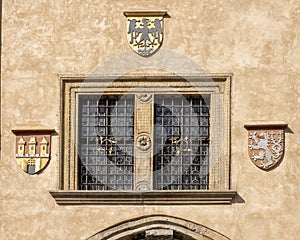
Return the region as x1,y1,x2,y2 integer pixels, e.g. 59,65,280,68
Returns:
105,97,109,190
134,94,153,191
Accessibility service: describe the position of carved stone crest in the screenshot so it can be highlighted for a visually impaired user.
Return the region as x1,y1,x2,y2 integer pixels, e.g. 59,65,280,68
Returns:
245,122,287,170
124,11,167,57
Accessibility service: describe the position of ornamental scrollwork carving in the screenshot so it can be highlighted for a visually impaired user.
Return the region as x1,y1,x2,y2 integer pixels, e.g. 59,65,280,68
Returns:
137,93,152,103
135,181,150,191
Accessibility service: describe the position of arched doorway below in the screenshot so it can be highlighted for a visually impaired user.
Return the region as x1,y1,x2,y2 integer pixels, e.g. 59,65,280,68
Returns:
88,215,230,240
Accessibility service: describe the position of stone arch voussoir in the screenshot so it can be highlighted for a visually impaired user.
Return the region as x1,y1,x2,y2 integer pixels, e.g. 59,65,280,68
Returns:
87,215,230,240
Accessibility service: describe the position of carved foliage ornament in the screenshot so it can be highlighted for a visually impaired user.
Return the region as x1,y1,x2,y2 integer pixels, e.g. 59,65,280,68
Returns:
124,11,167,57
245,123,287,170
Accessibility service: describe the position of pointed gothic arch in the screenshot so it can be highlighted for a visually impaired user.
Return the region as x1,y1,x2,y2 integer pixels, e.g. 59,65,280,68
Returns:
87,215,230,240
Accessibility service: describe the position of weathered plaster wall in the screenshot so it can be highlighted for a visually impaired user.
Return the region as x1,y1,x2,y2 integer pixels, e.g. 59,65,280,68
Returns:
1,0,299,239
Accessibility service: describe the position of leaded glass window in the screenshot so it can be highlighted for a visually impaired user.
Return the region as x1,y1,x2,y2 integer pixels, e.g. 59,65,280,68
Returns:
55,75,233,206
78,95,134,190
77,93,210,191
153,95,210,190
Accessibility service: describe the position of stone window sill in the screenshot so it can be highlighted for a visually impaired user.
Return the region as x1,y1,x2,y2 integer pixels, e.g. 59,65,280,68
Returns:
50,190,237,205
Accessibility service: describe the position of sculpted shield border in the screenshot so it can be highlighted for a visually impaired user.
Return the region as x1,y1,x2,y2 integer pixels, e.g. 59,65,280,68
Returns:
124,11,167,57
244,123,287,170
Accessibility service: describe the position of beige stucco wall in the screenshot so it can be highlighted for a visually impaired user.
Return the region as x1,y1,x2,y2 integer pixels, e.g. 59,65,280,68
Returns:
1,0,300,239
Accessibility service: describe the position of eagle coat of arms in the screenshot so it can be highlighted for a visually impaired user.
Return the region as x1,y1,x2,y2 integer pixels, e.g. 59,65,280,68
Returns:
124,11,167,57
245,123,287,170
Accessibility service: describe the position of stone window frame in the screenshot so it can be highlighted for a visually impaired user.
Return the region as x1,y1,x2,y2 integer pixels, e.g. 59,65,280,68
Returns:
50,73,236,205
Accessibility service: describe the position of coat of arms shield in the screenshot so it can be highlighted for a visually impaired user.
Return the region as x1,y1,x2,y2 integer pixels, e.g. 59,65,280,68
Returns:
12,129,54,175
124,11,167,57
245,123,287,170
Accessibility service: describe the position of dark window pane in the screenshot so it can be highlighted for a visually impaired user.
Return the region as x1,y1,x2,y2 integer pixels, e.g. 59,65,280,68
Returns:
78,95,134,190
153,95,210,190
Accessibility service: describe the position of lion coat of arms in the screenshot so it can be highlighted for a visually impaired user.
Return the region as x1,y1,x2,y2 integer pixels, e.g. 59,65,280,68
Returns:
245,123,287,170
124,11,167,57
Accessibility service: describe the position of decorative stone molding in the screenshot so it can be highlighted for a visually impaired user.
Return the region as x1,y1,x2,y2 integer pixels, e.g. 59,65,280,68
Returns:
137,93,153,103
136,133,152,151
49,190,237,205
86,215,230,240
135,181,150,191
123,10,168,17
244,121,287,129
